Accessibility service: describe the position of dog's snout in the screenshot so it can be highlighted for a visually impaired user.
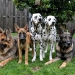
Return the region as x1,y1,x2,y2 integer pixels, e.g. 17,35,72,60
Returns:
0,43,4,49
67,42,71,45
52,22,55,25
20,39,26,43
39,18,42,22
3,44,7,48
19,32,26,44
0,43,3,46
19,33,26,40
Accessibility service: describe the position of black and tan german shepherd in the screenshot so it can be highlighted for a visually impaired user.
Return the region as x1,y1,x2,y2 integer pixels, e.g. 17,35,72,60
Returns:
0,27,18,67
45,31,75,69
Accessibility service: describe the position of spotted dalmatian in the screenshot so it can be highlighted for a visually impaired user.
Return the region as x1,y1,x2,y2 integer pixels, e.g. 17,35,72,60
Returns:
42,15,57,60
31,13,44,62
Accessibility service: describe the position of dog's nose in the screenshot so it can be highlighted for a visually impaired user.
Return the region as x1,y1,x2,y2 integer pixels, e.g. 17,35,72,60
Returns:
67,42,71,45
0,43,4,49
52,22,55,25
39,18,42,22
3,44,7,48
19,33,25,40
20,39,26,44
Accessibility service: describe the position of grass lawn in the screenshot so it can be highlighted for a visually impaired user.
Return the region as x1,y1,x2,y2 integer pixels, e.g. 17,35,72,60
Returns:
0,33,75,75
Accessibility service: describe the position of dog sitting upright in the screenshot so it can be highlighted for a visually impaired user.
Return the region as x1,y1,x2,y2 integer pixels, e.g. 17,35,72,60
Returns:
15,24,33,65
31,13,43,62
0,27,18,67
42,15,57,60
45,31,75,69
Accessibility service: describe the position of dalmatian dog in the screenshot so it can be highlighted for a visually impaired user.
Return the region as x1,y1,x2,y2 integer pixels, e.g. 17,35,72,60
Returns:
42,15,57,60
31,13,44,62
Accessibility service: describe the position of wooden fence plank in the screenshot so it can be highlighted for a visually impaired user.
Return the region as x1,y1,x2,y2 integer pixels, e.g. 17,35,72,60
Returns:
14,6,17,24
9,0,13,32
24,9,27,24
1,0,3,28
5,0,9,28
17,9,20,27
20,11,23,27
3,0,6,29
0,0,1,16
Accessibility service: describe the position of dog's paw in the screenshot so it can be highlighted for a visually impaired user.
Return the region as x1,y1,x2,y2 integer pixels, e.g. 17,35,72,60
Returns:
40,58,43,61
59,65,65,69
25,62,28,65
45,50,47,53
52,50,55,53
32,58,36,62
0,63,3,68
29,48,32,51
45,62,49,65
49,57,52,60
45,60,53,65
18,60,22,64
59,62,66,69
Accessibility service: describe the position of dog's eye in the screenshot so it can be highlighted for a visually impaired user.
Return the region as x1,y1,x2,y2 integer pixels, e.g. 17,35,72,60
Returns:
1,39,5,41
64,36,66,38
48,18,51,21
54,19,56,20
19,33,21,36
39,15,41,17
60,36,63,39
34,16,37,19
23,33,26,38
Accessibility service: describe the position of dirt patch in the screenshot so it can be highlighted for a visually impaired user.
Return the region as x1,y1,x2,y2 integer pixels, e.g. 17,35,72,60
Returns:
31,66,41,72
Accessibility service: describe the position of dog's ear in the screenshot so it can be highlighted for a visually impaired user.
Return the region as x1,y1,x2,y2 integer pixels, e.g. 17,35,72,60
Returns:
24,23,29,32
4,27,11,40
58,24,66,35
70,29,75,36
44,17,47,24
60,25,66,31
31,14,33,22
4,27,11,35
0,28,4,33
14,23,20,32
29,15,32,21
31,18,32,22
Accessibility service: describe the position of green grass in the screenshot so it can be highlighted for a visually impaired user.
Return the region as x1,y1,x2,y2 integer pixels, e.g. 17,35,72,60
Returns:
0,33,75,75
11,33,18,36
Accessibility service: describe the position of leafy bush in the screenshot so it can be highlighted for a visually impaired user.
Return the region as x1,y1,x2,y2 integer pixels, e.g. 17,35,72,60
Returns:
13,0,75,24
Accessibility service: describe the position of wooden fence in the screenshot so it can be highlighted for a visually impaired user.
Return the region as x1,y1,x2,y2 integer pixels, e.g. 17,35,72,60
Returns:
0,0,29,32
0,0,75,32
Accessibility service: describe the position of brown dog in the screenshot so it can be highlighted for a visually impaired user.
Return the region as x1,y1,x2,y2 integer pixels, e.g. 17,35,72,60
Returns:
0,27,18,67
15,24,33,65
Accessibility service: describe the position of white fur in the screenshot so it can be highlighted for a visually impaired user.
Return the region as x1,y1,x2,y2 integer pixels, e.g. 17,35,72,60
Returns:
44,16,56,26
43,15,57,60
31,13,43,62
31,13,42,25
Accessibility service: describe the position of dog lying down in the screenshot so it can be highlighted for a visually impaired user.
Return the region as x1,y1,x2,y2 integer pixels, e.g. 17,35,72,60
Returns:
0,27,18,67
45,31,75,69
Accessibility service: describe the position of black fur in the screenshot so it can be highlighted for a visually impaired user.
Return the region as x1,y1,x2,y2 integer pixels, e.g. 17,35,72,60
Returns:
19,32,26,44
58,32,72,50
56,32,74,60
